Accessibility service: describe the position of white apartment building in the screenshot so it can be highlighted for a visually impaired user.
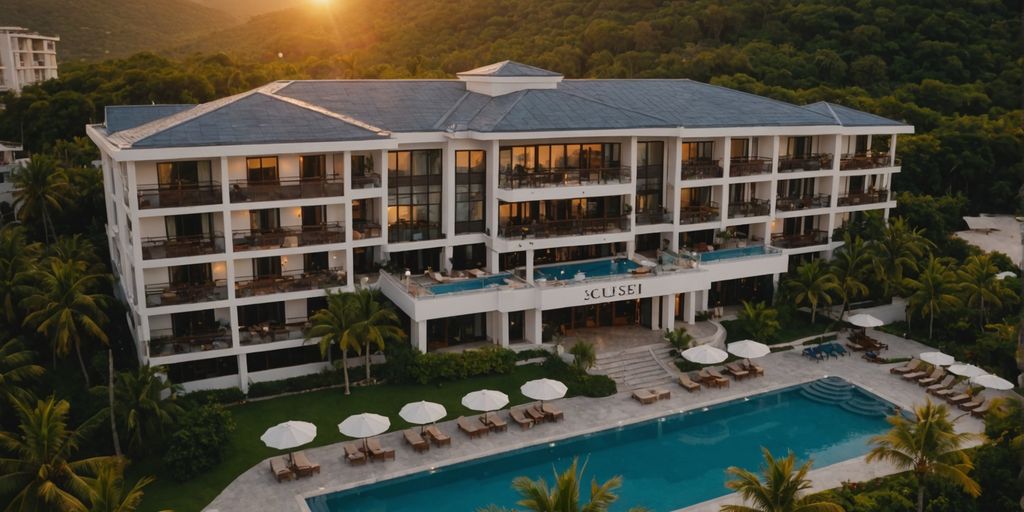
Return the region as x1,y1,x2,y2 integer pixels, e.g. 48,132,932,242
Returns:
0,140,22,205
86,61,912,392
0,27,59,94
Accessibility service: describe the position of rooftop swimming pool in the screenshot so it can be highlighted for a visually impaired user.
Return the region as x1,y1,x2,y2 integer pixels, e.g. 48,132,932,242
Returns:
427,274,513,295
698,245,770,263
534,258,640,281
306,379,892,512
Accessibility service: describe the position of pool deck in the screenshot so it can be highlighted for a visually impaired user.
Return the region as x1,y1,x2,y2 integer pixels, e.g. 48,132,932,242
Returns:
203,330,1009,512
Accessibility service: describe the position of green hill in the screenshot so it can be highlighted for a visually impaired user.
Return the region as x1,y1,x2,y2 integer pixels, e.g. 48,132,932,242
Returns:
192,0,308,20
0,0,237,61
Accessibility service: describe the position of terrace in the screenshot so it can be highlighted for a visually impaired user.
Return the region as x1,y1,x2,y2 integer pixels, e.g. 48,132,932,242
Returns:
497,215,630,239
775,194,831,212
229,176,345,203
679,202,721,224
839,153,895,170
498,166,630,189
350,173,382,189
352,219,383,240
148,328,231,357
145,280,228,307
779,153,833,173
388,221,442,243
838,189,889,207
635,208,672,226
771,230,829,249
234,267,347,298
137,181,221,209
727,198,770,218
239,318,308,346
681,159,723,180
728,156,771,177
141,232,224,260
232,223,346,251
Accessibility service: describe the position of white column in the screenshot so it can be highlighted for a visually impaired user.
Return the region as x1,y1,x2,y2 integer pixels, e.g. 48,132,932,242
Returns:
684,291,696,325
524,308,542,344
769,135,780,215
442,142,456,240
667,137,682,251
722,136,732,178
497,311,510,347
889,134,898,166
486,140,499,238
661,294,675,331
238,354,249,394
649,296,661,330
626,136,637,241
525,249,534,283
411,320,428,353
378,149,389,247
698,289,709,311
220,157,240,349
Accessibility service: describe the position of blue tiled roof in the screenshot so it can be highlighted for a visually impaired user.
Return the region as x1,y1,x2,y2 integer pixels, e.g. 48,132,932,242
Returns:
457,60,563,77
105,105,194,132
803,101,906,127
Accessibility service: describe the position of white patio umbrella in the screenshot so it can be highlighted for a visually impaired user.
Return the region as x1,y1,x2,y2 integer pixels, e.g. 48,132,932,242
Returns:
462,389,509,424
261,421,316,462
919,351,955,366
847,313,885,328
970,374,1014,390
947,364,987,378
727,340,770,359
338,413,391,452
520,378,568,404
398,401,447,432
681,344,728,365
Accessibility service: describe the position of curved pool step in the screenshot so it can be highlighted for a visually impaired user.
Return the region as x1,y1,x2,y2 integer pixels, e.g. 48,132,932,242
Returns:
800,377,891,418
840,397,891,417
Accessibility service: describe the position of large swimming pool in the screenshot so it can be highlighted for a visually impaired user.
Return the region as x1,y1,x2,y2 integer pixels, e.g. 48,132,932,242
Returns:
427,274,512,295
534,258,640,281
698,245,768,263
306,380,892,512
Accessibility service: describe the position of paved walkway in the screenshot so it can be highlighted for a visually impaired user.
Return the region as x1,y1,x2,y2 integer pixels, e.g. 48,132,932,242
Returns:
204,330,1010,512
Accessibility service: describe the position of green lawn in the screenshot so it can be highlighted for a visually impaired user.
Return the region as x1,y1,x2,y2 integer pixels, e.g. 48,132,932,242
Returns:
130,365,550,512
722,310,843,345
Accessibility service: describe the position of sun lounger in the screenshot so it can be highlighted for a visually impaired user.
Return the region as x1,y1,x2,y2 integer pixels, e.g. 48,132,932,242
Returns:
697,369,729,388
510,408,535,429
830,343,849,357
424,425,451,447
930,382,963,397
404,429,430,453
344,443,366,465
925,375,956,394
526,405,547,423
970,401,994,418
862,351,885,363
365,438,396,462
457,416,488,438
803,347,826,360
958,396,985,411
725,363,750,380
480,413,508,432
917,368,945,387
678,373,701,392
845,342,867,352
820,344,839,359
742,359,765,376
900,369,928,381
653,388,671,400
291,451,320,477
632,389,657,405
270,457,294,482
541,403,565,421
890,358,922,374
945,391,973,405
708,369,732,386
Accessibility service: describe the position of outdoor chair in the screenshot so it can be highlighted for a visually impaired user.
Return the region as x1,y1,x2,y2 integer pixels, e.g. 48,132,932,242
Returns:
742,359,764,376
678,373,702,392
970,401,995,418
724,363,750,380
404,429,430,453
708,368,732,386
457,416,488,438
925,375,956,394
343,443,366,465
890,358,922,375
291,451,320,477
930,382,964,398
862,351,885,363
510,408,535,429
525,406,547,423
900,367,929,381
959,396,985,412
270,457,294,482
424,425,451,447
945,390,974,405
830,343,849,357
541,403,565,422
632,389,657,405
915,367,944,385
365,438,396,462
480,413,508,432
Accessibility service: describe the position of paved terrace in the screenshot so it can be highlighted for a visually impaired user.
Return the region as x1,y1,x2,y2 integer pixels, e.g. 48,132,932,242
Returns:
205,330,1008,512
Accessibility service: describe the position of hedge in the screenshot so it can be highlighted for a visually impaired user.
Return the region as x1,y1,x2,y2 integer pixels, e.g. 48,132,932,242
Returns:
542,355,616,397
407,347,517,384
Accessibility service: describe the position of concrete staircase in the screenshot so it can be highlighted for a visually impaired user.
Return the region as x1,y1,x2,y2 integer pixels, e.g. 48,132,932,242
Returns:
594,344,677,390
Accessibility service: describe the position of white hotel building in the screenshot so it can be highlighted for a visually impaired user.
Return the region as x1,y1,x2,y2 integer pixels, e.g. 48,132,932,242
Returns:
0,27,59,94
86,61,912,391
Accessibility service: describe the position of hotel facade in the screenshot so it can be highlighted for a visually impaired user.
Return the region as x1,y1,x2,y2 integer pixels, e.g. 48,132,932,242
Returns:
86,61,912,392
0,27,59,94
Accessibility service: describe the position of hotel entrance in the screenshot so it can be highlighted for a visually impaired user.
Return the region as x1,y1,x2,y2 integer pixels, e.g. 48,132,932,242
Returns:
544,298,652,335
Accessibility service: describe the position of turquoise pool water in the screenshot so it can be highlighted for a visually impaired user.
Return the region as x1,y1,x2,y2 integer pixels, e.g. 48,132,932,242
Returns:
699,245,767,262
306,381,892,512
534,258,640,281
428,274,512,295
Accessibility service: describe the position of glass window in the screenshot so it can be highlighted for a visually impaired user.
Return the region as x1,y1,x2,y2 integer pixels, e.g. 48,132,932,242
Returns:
682,141,714,161
157,160,212,186
388,150,443,242
299,155,326,179
731,139,750,158
246,157,278,182
455,150,486,234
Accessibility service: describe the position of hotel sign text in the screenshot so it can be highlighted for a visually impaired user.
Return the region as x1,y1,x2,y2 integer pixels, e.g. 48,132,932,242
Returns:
583,283,643,301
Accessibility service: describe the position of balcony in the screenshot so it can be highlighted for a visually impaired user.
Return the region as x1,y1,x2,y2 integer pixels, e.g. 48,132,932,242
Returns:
679,202,721,224
145,280,228,307
232,223,346,251
498,215,630,239
771,230,829,249
229,176,344,203
141,232,224,260
239,318,308,346
498,167,630,189
837,189,889,207
351,173,382,189
839,153,895,170
635,208,672,226
235,267,347,298
388,221,442,243
776,194,831,212
729,157,771,177
779,154,833,173
728,198,770,218
681,159,723,180
137,182,221,209
352,220,383,240
148,328,231,357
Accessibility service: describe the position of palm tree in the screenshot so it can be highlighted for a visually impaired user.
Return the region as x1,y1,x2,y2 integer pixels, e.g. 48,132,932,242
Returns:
111,365,184,454
305,290,360,394
569,341,597,371
10,156,69,244
866,401,979,512
83,458,155,512
664,327,694,353
21,259,111,386
785,259,839,324
737,301,781,342
830,234,871,321
0,337,45,403
722,448,843,512
343,288,405,384
869,217,932,300
957,254,1017,328
906,256,962,340
479,458,646,512
48,234,103,273
0,396,114,512
0,226,38,326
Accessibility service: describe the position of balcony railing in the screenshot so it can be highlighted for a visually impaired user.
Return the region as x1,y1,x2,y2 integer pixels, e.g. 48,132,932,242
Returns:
839,153,895,170
681,159,723,180
680,202,721,224
137,181,221,209
234,267,347,298
779,154,833,173
145,280,228,307
728,198,771,218
352,220,382,240
635,208,672,226
141,232,224,260
239,317,308,346
229,176,344,203
149,328,230,357
498,215,630,239
776,194,831,212
838,189,889,206
771,230,829,249
351,173,381,189
389,221,443,243
729,156,771,177
498,167,630,189
232,222,346,251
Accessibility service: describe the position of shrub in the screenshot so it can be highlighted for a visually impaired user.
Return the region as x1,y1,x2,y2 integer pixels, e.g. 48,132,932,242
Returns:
515,348,551,361
380,340,418,384
568,341,596,370
407,347,516,384
247,368,354,399
542,355,616,397
163,403,236,482
737,300,781,341
179,387,245,408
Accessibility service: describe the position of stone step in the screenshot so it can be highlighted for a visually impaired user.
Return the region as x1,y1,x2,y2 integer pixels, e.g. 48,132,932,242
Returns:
611,367,669,382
